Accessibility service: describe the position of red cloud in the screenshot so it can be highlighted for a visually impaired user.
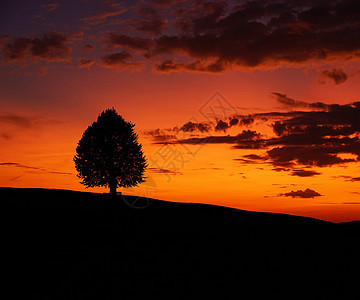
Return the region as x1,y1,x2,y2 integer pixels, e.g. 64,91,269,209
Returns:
2,31,71,63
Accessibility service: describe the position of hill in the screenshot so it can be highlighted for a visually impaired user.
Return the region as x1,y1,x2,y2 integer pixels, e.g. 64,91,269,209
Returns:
2,187,359,299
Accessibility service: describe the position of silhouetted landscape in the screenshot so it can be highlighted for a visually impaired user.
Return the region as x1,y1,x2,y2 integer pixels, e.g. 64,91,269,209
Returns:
3,187,359,299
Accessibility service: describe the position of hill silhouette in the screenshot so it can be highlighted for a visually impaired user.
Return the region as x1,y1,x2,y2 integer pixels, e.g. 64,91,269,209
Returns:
3,187,359,299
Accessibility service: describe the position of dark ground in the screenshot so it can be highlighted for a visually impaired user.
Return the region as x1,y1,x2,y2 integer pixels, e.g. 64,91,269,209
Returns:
2,187,360,299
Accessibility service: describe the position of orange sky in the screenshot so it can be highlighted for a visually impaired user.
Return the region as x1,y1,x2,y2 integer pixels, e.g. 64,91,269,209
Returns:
1,0,360,222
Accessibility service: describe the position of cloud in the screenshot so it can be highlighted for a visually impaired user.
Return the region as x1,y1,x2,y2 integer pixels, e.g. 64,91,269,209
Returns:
143,122,212,143
346,177,360,182
173,0,228,33
266,145,357,168
147,93,360,177
41,3,59,12
97,0,360,73
147,167,182,175
165,130,264,149
79,7,127,26
100,51,135,68
0,113,62,139
319,68,348,85
0,114,39,128
132,7,168,35
150,0,185,8
143,128,176,142
272,92,328,110
144,116,253,141
149,0,360,71
179,121,211,133
82,44,95,52
214,119,229,131
280,188,322,198
155,58,226,73
1,31,71,63
0,162,72,175
263,99,360,168
290,169,322,177
106,33,153,50
79,58,95,68
37,66,48,76
242,154,266,161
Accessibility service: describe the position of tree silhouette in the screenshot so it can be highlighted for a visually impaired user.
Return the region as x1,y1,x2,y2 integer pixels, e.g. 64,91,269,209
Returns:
74,108,147,197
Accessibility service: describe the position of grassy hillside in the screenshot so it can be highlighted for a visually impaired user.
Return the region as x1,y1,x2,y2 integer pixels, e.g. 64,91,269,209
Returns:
2,187,359,299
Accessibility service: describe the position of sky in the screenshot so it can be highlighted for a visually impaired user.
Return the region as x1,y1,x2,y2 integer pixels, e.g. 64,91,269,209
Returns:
1,0,360,222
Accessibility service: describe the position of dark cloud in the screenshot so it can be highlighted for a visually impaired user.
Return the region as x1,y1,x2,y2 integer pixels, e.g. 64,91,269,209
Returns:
138,0,360,72
100,51,135,68
215,119,229,131
272,92,328,110
79,58,95,68
143,129,176,142
280,188,322,199
319,68,348,85
82,44,95,52
2,31,71,63
94,0,360,72
290,169,322,177
346,177,360,182
143,122,211,143
267,145,357,167
229,118,239,126
145,116,254,139
173,0,228,34
106,33,153,50
155,58,226,73
41,3,59,12
79,7,127,25
151,0,185,8
133,7,168,35
180,121,211,133
242,154,266,161
147,94,360,177
264,98,360,168
166,130,264,149
239,116,255,126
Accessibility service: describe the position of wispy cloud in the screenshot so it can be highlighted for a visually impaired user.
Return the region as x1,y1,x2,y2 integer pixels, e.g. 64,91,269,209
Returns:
0,162,72,175
0,114,38,127
79,6,127,26
147,167,183,175
0,113,62,139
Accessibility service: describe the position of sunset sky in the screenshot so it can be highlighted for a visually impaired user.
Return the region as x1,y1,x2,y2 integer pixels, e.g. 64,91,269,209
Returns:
1,0,360,221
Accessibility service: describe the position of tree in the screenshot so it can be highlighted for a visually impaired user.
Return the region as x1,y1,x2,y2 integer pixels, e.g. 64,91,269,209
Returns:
74,108,147,197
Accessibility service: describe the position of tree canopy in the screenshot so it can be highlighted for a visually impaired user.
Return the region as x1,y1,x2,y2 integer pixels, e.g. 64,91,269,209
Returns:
74,108,147,195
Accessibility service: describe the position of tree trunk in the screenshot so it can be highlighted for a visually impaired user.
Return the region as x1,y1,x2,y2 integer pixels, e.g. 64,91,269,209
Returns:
109,179,117,199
